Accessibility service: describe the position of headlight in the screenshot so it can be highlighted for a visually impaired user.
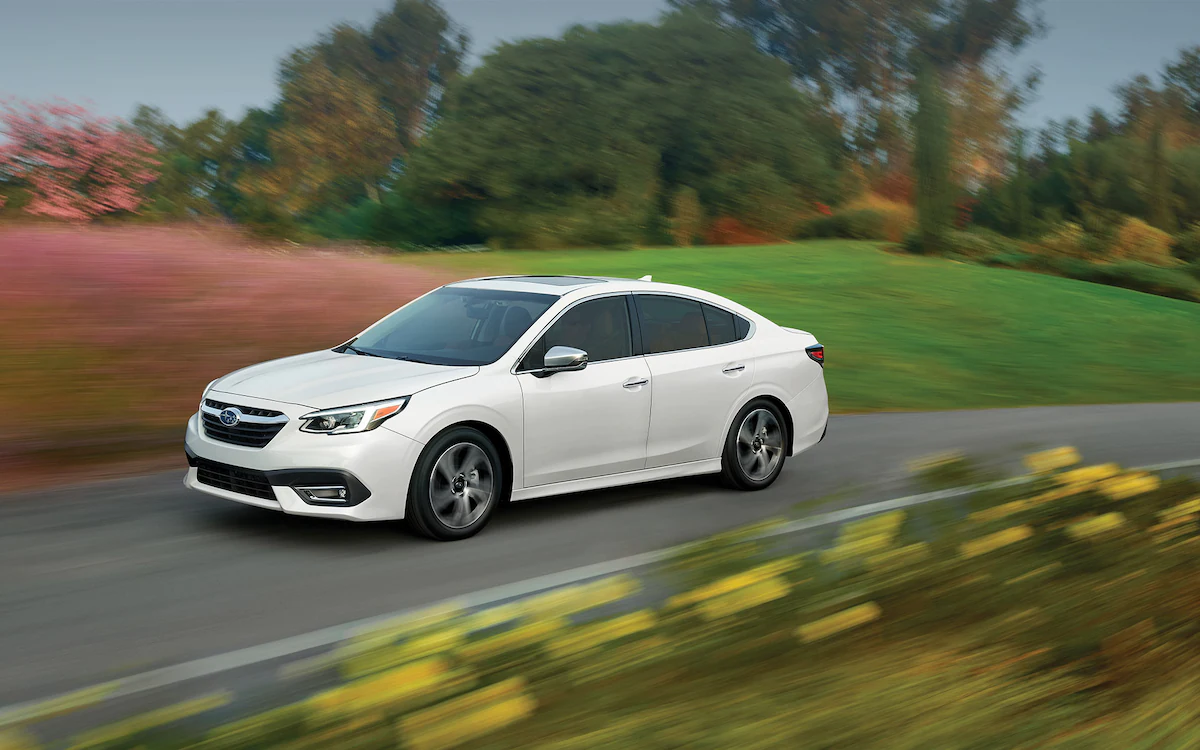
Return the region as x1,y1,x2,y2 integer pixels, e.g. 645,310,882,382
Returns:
300,397,411,435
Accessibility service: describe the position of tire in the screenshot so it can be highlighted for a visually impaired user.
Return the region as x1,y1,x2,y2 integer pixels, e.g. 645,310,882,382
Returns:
720,399,789,491
407,426,504,541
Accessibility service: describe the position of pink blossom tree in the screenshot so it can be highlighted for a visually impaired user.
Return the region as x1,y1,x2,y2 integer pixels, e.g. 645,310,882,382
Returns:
0,100,159,221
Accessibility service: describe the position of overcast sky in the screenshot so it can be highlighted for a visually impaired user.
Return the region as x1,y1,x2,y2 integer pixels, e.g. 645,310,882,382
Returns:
1,0,1197,130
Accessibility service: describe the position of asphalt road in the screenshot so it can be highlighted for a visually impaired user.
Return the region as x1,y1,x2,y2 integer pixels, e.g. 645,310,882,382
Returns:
2,402,1199,708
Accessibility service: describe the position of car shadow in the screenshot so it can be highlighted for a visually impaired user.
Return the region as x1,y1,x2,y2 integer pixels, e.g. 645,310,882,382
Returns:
193,473,726,548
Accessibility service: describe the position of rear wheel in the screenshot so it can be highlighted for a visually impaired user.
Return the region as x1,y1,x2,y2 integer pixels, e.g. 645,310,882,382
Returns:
407,427,502,541
720,399,788,490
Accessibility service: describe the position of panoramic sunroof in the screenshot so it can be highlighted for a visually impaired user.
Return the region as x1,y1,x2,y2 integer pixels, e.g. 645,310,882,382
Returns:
510,276,608,286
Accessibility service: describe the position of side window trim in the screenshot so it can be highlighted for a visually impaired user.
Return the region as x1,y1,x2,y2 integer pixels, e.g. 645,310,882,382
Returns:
512,292,639,374
632,292,756,356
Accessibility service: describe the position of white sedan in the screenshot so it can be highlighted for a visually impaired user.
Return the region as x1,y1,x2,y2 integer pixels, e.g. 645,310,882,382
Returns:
184,275,828,540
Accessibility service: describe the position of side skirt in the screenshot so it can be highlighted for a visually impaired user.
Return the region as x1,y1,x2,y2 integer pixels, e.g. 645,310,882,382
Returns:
511,459,723,503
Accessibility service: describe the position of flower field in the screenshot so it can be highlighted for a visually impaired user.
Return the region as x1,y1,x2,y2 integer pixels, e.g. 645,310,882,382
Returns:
0,226,449,489
7,448,1199,748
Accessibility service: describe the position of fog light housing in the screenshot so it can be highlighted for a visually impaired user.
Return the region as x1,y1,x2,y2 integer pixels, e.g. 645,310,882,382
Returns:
295,485,349,503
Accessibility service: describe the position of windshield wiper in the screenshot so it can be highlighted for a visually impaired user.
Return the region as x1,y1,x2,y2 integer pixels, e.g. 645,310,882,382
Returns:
345,345,386,358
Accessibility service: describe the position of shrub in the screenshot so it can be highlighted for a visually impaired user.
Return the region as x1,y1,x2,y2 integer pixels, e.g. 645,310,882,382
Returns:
705,216,776,246
1170,224,1200,263
1112,217,1174,265
942,228,1023,260
1036,222,1087,256
1048,258,1200,302
797,209,887,241
842,193,914,242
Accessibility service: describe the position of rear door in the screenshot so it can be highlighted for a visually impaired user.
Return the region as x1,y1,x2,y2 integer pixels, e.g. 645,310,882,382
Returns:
517,294,652,487
635,294,756,468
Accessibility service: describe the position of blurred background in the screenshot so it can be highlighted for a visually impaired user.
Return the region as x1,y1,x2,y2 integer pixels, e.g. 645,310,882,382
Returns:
2,1,1200,748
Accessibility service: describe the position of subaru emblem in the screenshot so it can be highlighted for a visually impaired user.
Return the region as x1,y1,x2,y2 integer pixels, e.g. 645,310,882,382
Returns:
219,408,241,427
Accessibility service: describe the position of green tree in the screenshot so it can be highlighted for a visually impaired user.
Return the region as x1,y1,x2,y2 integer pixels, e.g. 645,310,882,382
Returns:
250,53,401,213
671,0,1043,169
1147,115,1173,230
285,0,467,154
1011,130,1031,238
409,14,836,248
913,59,953,253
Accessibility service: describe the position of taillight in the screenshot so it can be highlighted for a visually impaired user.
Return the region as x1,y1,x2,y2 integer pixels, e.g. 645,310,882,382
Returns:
806,344,824,365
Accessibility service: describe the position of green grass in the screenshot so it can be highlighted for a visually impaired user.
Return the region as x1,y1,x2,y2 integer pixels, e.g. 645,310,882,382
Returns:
408,241,1200,413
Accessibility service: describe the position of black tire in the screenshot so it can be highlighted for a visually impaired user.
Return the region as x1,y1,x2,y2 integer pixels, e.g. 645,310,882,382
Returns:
407,426,504,541
720,399,789,491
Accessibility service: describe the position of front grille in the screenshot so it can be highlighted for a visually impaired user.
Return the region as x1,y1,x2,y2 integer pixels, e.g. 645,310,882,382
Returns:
205,399,283,419
202,400,287,448
196,459,276,501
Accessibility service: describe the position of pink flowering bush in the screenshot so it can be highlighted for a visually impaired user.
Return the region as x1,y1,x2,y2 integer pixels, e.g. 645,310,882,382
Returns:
0,226,449,480
0,100,158,220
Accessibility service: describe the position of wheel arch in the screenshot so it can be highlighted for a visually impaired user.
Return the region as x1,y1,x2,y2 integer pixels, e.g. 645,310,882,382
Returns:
752,394,795,456
726,391,795,457
428,419,515,504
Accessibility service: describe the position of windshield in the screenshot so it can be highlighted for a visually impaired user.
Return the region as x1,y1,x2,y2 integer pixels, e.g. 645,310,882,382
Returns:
346,287,557,366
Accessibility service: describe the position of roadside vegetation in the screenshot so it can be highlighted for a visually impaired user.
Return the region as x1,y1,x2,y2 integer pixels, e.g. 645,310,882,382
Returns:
410,241,1200,412
3,228,1199,490
4,2,1200,304
0,226,449,489
13,448,1200,748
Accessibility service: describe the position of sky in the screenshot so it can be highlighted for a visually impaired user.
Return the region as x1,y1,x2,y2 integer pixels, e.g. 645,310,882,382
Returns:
0,0,1197,130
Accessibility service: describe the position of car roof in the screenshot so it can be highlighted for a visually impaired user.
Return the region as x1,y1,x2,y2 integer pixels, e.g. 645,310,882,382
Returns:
443,274,756,317
449,275,623,295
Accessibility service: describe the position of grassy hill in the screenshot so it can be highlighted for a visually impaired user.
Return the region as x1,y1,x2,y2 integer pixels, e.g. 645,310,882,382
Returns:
409,241,1200,413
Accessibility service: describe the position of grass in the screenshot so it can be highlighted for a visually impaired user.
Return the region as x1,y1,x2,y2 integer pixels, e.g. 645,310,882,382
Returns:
406,241,1200,413
0,225,450,490
21,453,1200,749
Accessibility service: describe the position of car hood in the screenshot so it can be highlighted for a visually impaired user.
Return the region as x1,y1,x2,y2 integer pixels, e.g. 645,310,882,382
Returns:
210,350,477,410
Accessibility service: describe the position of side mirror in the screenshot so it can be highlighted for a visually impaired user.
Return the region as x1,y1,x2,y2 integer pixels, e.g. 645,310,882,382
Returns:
540,345,588,376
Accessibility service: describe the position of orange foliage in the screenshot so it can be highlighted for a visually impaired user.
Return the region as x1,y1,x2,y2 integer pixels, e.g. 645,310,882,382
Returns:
704,216,778,246
870,171,914,205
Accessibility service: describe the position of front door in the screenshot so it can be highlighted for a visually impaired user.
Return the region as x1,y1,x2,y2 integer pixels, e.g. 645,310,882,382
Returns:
518,295,651,487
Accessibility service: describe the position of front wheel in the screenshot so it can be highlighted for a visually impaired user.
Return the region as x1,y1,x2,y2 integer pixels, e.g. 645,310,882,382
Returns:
407,427,503,541
720,400,788,491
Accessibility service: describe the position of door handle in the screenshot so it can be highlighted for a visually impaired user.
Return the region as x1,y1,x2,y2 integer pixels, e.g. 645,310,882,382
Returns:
622,377,649,389
722,364,746,374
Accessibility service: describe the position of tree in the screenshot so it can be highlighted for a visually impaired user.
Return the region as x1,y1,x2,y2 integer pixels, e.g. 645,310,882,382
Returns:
285,0,468,155
670,0,1043,167
669,187,704,246
248,54,401,214
1086,107,1113,142
912,60,953,252
0,100,157,220
1011,129,1031,237
1147,115,1173,230
1163,45,1200,126
410,14,837,248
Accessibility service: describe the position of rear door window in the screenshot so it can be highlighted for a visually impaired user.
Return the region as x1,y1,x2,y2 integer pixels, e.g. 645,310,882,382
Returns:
635,295,709,354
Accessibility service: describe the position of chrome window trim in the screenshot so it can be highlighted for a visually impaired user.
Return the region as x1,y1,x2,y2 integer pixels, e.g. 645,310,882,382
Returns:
632,292,757,358
511,291,641,375
510,289,758,374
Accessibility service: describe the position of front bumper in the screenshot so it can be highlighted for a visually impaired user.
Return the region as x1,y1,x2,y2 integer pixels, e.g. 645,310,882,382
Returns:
183,392,423,521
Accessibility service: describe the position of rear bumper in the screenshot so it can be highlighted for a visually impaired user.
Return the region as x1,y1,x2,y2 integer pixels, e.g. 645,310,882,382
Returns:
183,399,422,521
787,376,829,457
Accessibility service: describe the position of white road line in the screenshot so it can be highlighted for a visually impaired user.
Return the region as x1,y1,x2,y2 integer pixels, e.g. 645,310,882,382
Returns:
3,456,1199,726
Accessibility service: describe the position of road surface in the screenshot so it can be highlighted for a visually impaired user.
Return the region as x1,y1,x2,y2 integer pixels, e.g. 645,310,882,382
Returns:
2,402,1199,708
